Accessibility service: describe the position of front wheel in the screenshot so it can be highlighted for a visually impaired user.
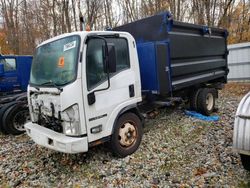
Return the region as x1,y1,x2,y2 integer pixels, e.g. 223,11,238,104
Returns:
110,112,143,158
240,154,250,171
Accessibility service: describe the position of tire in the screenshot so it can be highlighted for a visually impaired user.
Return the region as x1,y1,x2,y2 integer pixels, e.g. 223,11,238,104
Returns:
197,88,216,116
110,112,143,158
189,88,201,110
240,154,250,171
0,101,17,134
2,103,30,135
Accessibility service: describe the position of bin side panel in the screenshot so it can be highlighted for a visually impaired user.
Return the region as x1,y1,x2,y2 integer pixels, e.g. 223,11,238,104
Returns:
169,32,228,91
114,13,170,43
114,12,228,93
169,35,226,59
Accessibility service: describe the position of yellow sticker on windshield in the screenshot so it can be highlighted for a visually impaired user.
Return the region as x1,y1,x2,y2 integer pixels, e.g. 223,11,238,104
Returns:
58,56,65,68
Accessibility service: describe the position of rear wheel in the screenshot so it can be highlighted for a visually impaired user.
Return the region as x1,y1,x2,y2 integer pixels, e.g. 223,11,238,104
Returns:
2,103,30,135
197,88,216,116
111,112,143,158
240,154,250,171
189,88,201,110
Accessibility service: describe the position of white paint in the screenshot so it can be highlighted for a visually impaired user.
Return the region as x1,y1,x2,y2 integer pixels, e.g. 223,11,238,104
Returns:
26,31,142,153
95,88,129,111
25,122,88,153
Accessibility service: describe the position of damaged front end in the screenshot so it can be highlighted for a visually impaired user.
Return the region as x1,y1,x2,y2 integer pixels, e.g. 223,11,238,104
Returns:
29,91,82,136
25,89,88,153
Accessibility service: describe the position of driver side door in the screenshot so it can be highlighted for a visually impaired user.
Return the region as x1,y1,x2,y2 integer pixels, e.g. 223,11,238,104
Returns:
83,36,135,143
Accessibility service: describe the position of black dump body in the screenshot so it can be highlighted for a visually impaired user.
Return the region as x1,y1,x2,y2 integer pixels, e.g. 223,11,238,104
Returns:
114,12,228,96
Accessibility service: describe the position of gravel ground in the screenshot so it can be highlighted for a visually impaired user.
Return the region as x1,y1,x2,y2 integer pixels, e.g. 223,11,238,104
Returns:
1,83,250,187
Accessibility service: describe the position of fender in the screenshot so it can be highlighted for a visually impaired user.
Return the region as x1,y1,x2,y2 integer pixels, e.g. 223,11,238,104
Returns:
16,92,27,102
112,104,145,134
0,92,27,107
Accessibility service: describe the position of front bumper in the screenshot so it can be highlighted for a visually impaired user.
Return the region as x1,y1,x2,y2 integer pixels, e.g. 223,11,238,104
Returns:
25,122,88,154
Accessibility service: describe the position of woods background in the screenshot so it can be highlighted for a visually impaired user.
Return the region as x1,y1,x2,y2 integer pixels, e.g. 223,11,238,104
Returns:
0,0,249,55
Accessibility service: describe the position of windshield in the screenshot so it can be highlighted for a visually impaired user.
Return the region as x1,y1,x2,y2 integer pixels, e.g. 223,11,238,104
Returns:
30,35,80,86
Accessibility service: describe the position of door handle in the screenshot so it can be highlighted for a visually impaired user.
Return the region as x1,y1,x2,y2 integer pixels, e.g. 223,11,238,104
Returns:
129,84,135,97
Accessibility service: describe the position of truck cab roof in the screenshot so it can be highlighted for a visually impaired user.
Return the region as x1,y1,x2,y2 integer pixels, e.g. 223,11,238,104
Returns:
37,31,134,48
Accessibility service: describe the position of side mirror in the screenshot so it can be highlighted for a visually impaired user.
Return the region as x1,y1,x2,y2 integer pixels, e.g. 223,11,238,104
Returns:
0,63,4,76
107,43,116,73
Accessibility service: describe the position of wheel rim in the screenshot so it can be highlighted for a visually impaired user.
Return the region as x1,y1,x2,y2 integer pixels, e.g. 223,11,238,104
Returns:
13,109,30,131
118,122,137,147
206,93,214,111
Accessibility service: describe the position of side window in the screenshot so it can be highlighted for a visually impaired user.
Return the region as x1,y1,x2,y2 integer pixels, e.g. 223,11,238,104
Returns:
108,38,130,72
0,58,16,72
86,37,130,90
86,39,107,90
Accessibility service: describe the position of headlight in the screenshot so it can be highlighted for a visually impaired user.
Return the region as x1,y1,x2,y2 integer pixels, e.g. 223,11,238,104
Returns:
61,104,81,136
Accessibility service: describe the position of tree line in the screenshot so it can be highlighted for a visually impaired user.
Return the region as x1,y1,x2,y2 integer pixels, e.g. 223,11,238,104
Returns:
0,0,249,55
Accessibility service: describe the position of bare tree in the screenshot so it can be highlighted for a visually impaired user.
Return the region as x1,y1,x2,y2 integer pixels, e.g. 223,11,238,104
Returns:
0,0,249,54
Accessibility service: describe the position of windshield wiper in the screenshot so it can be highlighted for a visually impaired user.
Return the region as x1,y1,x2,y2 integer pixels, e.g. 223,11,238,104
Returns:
40,80,63,92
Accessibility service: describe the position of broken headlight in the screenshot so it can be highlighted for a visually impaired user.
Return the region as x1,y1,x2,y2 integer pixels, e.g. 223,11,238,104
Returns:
61,104,81,136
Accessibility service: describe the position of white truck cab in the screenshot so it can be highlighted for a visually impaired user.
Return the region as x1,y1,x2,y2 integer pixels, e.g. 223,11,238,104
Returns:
25,31,143,157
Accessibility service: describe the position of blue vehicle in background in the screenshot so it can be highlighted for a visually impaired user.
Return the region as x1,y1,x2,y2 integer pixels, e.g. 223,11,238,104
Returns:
0,55,32,135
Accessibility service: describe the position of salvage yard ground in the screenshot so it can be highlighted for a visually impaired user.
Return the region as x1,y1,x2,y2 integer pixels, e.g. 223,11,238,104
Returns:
0,83,250,187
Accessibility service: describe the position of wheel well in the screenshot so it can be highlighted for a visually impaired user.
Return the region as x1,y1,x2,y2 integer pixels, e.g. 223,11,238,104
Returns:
188,87,218,99
112,105,145,134
125,108,144,122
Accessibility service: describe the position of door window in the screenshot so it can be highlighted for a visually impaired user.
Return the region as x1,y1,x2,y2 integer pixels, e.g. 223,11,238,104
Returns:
0,58,16,72
86,38,107,90
86,37,130,90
